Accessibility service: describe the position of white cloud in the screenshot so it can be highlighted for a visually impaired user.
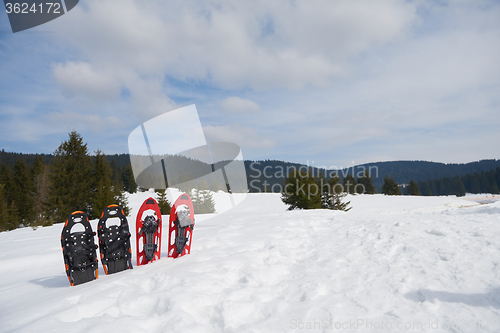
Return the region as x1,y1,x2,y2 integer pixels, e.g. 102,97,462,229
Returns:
203,124,274,149
51,0,418,90
220,97,261,113
53,62,121,100
44,111,124,132
123,74,177,123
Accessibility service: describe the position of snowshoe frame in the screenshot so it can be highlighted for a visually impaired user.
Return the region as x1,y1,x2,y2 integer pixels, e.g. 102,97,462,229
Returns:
168,193,195,258
61,211,98,286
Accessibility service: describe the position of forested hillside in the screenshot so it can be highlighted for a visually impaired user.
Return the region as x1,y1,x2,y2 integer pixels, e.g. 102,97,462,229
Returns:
2,148,500,231
0,135,136,231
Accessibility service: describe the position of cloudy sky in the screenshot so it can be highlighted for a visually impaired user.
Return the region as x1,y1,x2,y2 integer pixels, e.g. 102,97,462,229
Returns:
1,0,499,168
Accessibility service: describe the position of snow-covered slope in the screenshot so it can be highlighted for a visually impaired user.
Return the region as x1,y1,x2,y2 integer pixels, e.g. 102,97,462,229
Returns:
1,193,500,332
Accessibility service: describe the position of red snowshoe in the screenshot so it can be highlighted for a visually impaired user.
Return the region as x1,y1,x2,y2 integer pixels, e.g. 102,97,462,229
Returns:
168,193,195,258
136,197,162,265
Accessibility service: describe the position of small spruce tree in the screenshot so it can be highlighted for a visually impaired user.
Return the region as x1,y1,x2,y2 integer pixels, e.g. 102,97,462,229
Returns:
406,180,421,196
356,170,376,194
281,168,322,210
191,188,216,214
382,175,402,195
320,174,351,211
155,189,172,215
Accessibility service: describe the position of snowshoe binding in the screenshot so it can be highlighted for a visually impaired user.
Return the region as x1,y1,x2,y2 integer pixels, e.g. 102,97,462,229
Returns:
139,215,159,261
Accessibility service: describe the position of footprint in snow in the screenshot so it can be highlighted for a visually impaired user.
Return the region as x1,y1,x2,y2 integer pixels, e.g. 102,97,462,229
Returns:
425,230,445,237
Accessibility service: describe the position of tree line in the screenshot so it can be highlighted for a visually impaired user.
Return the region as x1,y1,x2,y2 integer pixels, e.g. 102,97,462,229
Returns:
380,168,500,196
416,168,500,196
0,131,138,231
285,167,500,198
245,159,500,193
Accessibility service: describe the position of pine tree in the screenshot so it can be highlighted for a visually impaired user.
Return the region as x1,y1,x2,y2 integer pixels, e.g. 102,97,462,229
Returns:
469,174,481,193
155,189,172,215
320,173,332,208
90,150,117,219
429,180,438,196
479,171,490,193
356,170,376,194
281,168,322,210
418,181,429,196
122,165,137,193
496,168,500,190
406,180,421,196
48,131,93,223
198,190,216,213
437,179,446,195
342,174,356,194
0,185,9,231
31,156,45,179
320,174,351,211
451,176,466,197
109,160,122,188
191,189,216,214
486,170,497,190
12,158,34,224
491,183,500,195
382,175,402,195
0,163,14,206
32,164,52,228
191,181,216,214
6,200,20,230
114,185,130,216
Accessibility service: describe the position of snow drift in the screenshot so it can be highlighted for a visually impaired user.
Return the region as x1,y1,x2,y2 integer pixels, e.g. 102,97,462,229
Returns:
1,192,499,332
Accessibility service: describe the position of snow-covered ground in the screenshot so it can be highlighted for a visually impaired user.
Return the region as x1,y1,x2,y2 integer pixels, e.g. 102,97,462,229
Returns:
1,192,500,332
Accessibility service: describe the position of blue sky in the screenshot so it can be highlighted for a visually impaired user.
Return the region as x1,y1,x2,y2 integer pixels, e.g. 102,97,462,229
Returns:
1,0,499,168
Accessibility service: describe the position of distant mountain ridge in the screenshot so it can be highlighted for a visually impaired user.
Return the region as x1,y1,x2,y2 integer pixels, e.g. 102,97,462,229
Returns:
1,150,499,192
338,159,500,190
245,159,500,192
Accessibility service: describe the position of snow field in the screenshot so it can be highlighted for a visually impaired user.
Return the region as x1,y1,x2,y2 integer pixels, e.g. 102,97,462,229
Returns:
1,192,500,332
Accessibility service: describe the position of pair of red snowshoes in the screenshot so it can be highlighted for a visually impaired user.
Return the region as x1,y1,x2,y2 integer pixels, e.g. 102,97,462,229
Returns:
136,193,195,266
61,205,133,286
